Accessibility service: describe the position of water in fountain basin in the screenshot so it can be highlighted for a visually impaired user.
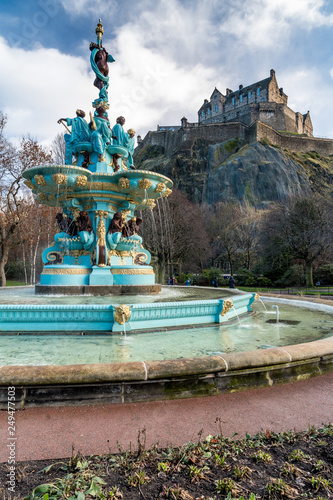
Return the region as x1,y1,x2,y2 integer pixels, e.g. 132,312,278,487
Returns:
0,286,237,305
1,302,332,366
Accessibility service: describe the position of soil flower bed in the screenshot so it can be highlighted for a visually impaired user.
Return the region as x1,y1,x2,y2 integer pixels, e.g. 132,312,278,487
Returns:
1,424,332,499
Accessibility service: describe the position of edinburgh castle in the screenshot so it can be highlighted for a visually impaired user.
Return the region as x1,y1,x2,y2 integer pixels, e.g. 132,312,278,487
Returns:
136,70,333,156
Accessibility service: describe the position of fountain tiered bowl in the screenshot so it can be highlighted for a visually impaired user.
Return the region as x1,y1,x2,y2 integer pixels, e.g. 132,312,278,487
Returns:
23,152,173,295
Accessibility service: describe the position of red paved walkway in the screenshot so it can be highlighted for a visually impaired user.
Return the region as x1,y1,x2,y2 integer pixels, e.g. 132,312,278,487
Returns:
1,373,332,462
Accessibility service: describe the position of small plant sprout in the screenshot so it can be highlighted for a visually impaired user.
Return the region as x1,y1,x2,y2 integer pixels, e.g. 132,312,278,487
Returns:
266,478,298,497
215,452,228,466
127,470,149,487
233,466,252,479
310,475,332,493
288,449,311,462
216,477,238,494
157,461,170,472
108,485,123,498
252,450,273,463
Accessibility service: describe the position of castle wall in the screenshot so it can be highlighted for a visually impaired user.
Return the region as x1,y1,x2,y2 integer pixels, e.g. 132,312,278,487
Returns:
137,122,248,154
136,119,332,157
183,123,247,144
252,121,333,155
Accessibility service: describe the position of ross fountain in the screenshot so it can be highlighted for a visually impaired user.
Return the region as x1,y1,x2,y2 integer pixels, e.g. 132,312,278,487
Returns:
0,22,332,408
1,20,256,333
22,21,173,297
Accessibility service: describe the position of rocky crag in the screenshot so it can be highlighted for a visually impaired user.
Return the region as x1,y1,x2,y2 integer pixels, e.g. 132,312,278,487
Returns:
134,138,333,206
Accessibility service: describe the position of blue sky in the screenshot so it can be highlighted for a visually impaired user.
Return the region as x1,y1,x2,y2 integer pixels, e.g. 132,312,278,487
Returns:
1,0,333,146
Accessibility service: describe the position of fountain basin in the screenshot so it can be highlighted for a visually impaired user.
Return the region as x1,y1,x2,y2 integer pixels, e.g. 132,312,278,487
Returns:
0,294,332,408
0,292,254,332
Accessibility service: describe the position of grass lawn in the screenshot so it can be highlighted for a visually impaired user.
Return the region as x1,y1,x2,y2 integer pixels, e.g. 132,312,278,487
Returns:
5,280,28,286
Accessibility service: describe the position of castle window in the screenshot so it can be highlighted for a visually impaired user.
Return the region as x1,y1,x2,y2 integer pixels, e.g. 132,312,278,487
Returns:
240,94,243,103
213,104,218,112
248,91,252,99
232,97,235,105
202,111,204,117
207,108,210,114
257,88,260,96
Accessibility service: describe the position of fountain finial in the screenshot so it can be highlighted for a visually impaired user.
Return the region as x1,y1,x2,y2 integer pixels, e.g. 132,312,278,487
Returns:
95,19,104,45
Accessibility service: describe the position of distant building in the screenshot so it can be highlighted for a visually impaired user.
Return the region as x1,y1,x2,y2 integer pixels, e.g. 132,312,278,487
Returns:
136,69,333,157
197,69,313,136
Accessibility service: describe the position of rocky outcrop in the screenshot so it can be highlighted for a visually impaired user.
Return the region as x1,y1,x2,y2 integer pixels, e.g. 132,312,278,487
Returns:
134,139,333,206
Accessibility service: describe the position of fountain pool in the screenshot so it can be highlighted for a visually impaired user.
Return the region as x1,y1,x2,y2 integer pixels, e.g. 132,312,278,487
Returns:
1,301,332,366
0,292,332,408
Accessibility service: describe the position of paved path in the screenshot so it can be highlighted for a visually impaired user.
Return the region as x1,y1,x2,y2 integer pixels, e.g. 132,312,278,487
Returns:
1,372,332,463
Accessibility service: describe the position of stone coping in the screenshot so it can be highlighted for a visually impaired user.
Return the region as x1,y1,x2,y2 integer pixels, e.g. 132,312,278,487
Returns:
1,336,332,386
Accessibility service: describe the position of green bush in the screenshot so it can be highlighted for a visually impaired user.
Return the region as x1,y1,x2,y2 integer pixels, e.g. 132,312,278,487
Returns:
256,277,272,287
275,265,305,287
235,268,256,286
245,276,257,286
315,264,333,285
5,260,27,281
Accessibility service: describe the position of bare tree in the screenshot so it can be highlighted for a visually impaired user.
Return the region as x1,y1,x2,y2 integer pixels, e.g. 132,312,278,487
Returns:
0,115,53,286
140,189,211,283
262,194,333,287
208,202,243,276
51,132,66,164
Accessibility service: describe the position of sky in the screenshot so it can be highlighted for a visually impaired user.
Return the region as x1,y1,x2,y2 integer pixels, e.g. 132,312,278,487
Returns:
1,0,333,148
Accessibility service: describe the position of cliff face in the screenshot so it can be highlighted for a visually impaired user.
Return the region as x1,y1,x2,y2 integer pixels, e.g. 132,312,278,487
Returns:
134,139,333,206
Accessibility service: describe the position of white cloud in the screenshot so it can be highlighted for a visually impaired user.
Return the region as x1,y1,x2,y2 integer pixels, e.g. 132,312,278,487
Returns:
59,0,118,18
280,67,333,139
0,24,220,145
0,37,92,144
219,0,333,49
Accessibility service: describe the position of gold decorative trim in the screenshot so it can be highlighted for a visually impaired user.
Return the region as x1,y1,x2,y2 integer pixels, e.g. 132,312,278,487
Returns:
221,298,234,316
52,173,67,185
254,293,260,301
34,175,46,186
46,251,65,264
42,268,91,275
162,188,172,197
141,199,156,209
111,268,154,275
114,304,131,324
75,175,88,187
24,179,34,189
155,182,166,193
118,177,130,189
138,178,152,190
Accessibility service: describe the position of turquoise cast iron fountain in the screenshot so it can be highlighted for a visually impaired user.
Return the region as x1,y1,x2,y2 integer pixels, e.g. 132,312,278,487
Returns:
6,20,257,334
22,20,172,296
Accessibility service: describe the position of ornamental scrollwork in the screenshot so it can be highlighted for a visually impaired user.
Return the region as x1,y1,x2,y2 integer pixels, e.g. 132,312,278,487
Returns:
254,293,260,301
